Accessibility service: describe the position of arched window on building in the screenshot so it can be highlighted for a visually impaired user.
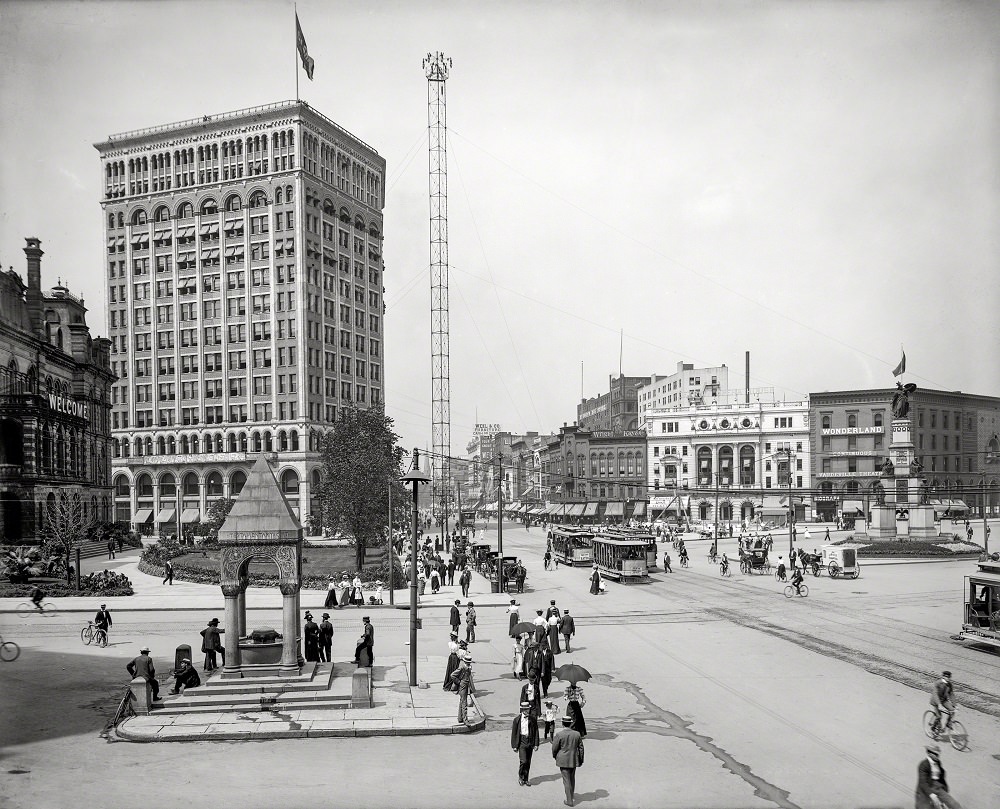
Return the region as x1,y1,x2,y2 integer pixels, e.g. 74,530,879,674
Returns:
281,469,300,496
230,470,247,497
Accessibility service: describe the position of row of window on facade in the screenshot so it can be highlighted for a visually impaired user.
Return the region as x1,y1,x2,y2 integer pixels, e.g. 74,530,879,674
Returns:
115,466,316,500
111,428,301,459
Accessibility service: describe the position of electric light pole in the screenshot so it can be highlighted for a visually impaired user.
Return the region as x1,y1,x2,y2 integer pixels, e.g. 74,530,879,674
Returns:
402,449,430,686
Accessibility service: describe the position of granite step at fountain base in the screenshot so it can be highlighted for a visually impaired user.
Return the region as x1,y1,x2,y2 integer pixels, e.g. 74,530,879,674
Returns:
152,660,362,714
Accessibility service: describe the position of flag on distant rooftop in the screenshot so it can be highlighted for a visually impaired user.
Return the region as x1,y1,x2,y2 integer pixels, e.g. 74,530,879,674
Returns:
892,348,906,377
296,13,315,80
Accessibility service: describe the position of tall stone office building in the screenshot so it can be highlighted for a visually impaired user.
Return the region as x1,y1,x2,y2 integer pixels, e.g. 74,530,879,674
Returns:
95,101,386,534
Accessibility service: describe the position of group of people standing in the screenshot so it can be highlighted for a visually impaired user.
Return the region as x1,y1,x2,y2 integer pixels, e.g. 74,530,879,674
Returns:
324,572,381,609
508,597,586,805
301,611,372,667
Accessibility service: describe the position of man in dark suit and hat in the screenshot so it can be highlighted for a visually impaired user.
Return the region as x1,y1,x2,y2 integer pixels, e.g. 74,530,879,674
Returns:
551,714,584,807
511,701,540,786
319,613,334,663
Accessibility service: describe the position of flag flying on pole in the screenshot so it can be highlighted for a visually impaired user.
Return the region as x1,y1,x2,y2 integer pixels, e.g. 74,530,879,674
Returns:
296,13,315,80
892,349,906,377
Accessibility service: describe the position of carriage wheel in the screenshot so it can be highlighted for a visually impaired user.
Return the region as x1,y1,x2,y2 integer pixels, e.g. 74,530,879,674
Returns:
828,563,840,578
740,560,750,574
851,568,860,580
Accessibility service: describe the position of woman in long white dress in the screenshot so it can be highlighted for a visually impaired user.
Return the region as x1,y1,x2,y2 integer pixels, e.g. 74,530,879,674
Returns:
512,633,525,680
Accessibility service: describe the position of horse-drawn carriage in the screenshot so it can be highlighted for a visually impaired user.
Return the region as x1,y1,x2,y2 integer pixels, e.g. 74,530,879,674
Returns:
739,548,772,575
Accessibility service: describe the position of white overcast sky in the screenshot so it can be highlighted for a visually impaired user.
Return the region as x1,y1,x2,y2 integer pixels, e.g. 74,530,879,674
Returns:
1,0,998,457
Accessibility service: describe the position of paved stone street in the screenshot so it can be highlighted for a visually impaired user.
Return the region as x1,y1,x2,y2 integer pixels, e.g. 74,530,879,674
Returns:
2,522,998,808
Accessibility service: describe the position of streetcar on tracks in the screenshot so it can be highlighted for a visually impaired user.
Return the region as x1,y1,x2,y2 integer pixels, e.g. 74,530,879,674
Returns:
592,529,650,583
957,558,1000,650
548,525,594,566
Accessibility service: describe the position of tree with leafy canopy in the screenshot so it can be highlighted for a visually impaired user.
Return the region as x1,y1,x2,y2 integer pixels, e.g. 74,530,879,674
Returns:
318,404,408,572
204,497,237,532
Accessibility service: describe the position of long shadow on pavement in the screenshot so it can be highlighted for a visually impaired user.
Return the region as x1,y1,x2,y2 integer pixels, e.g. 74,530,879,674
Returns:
0,645,145,749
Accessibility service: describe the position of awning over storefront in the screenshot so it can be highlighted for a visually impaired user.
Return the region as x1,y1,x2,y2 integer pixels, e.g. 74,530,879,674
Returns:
604,502,624,516
567,503,585,517
632,501,646,517
133,509,153,524
841,500,864,513
930,499,969,512
583,502,598,517
180,508,201,523
759,508,789,517
551,504,567,517
155,508,176,523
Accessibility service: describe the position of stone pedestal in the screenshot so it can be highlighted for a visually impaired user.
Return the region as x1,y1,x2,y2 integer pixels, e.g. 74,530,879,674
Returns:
866,418,934,542
869,505,897,538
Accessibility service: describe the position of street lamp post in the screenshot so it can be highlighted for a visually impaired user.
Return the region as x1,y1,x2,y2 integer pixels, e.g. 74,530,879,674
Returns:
402,448,431,686
496,453,504,559
387,478,394,606
983,474,990,555
714,473,720,542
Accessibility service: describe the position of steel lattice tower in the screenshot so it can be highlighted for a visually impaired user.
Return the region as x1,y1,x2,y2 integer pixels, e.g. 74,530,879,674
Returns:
424,52,452,524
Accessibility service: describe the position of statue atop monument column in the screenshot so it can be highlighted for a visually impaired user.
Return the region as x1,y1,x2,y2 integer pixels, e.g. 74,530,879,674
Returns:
891,381,917,420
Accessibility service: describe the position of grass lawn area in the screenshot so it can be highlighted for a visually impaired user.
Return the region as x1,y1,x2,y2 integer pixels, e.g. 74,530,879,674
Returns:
173,545,387,578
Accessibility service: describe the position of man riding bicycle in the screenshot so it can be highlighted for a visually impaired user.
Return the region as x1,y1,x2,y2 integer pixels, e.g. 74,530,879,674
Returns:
790,567,804,595
720,553,729,576
30,586,47,611
929,671,955,732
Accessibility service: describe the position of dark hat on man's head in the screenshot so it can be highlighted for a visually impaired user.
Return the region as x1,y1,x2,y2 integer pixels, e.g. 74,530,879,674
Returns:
550,600,556,605
363,616,370,622
942,670,952,677
322,613,330,619
455,599,461,604
208,618,220,625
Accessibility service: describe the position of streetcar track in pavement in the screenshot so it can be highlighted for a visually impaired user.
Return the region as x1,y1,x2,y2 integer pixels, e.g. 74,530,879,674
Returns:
632,568,1000,718
623,621,912,806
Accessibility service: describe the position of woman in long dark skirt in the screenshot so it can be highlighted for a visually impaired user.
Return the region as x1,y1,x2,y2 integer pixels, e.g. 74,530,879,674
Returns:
303,612,321,662
443,632,460,690
564,684,587,737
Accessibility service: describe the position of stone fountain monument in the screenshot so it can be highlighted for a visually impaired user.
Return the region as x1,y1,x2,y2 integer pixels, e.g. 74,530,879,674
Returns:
217,454,304,678
867,381,936,540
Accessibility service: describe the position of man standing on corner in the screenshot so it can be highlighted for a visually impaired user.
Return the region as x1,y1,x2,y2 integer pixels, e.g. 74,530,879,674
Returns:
511,700,540,786
450,599,462,637
560,609,576,653
459,565,472,598
551,713,584,807
362,616,374,665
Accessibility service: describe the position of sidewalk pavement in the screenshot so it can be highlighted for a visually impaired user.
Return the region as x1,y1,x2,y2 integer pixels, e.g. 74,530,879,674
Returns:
115,655,485,741
0,557,516,613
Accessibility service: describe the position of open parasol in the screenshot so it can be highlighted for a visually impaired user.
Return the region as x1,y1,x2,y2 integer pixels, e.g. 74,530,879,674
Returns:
553,663,592,686
511,621,537,637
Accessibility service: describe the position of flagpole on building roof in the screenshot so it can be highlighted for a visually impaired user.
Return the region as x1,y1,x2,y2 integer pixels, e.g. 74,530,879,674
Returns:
294,5,300,102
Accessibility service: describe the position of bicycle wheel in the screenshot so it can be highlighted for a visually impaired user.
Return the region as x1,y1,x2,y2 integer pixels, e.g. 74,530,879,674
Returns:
799,584,809,597
39,601,57,616
947,720,968,751
0,641,20,662
17,603,33,619
81,626,94,645
784,585,794,598
923,711,939,739
95,629,108,647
